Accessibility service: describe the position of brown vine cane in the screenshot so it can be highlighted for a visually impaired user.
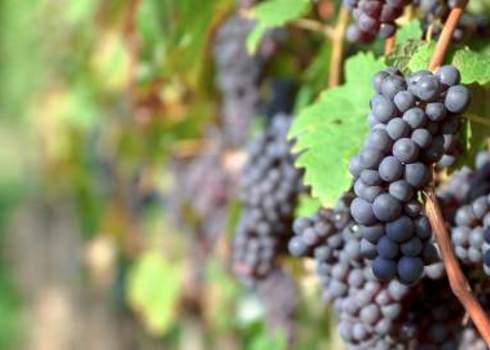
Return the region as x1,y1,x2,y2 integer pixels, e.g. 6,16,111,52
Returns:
422,1,490,347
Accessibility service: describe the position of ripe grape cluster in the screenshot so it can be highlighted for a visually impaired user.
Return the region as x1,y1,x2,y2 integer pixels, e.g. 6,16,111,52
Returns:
255,267,298,343
213,16,282,147
439,152,490,275
349,65,471,284
232,114,304,283
415,0,488,42
289,195,477,349
344,0,411,43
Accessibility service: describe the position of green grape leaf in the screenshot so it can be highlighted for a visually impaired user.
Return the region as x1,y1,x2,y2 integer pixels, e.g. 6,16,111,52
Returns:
295,194,322,217
406,42,435,72
386,39,425,74
396,20,423,45
246,0,311,53
289,52,386,207
408,43,490,85
127,250,183,335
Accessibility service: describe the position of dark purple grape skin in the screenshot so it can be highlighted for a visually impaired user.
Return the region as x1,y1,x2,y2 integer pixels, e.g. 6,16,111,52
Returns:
435,65,460,87
389,180,413,202
361,224,385,243
397,256,424,285
411,128,432,149
366,129,393,152
379,156,403,182
377,236,399,259
351,198,377,225
414,216,431,240
373,194,402,222
400,237,423,256
372,257,397,281
445,85,471,113
394,91,415,112
386,216,414,243
387,118,411,140
425,102,447,121
404,162,430,189
393,138,420,163
402,108,426,129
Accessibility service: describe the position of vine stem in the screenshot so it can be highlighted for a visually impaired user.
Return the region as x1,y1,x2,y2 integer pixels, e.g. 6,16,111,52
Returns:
464,113,490,128
423,189,490,347
423,2,490,345
428,0,467,70
328,6,349,88
384,35,395,56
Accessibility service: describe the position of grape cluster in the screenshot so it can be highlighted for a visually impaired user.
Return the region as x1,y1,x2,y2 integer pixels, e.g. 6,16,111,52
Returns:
439,152,490,274
344,0,411,43
289,196,466,349
213,16,282,147
232,114,304,283
349,65,471,284
415,0,488,43
255,267,298,343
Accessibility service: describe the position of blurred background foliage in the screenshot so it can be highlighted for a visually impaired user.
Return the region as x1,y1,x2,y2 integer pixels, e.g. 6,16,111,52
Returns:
0,0,340,349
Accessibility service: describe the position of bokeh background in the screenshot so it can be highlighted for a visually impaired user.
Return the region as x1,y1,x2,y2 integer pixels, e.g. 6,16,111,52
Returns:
0,0,343,349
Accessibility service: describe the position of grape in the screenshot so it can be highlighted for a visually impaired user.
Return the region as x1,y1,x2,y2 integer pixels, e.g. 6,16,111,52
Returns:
351,198,376,225
425,102,447,122
413,75,440,101
387,118,411,140
377,236,399,259
393,138,420,163
373,194,401,222
378,156,403,182
372,95,397,122
361,169,382,185
389,180,414,202
404,162,430,189
366,128,393,151
361,148,385,169
373,257,397,281
402,107,427,129
397,257,424,285
436,65,461,87
386,216,414,242
445,85,471,113
400,237,423,256
381,74,406,99
394,90,415,112
361,224,385,243
411,128,432,149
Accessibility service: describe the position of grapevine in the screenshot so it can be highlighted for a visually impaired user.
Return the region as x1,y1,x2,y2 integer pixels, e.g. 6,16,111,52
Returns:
18,1,490,350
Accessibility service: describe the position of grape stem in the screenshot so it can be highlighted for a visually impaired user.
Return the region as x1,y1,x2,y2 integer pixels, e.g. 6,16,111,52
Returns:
423,188,490,347
464,113,490,129
384,35,395,56
328,6,349,88
294,18,334,38
428,0,468,71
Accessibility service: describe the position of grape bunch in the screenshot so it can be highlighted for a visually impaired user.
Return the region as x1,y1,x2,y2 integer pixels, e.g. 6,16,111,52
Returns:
289,196,466,349
415,0,487,43
255,267,298,343
349,65,471,284
344,0,411,43
439,152,490,274
213,16,283,147
232,114,304,283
